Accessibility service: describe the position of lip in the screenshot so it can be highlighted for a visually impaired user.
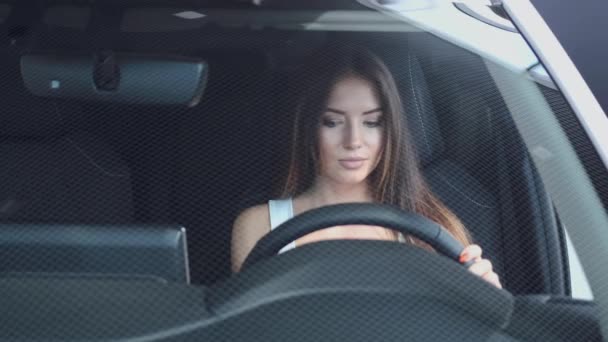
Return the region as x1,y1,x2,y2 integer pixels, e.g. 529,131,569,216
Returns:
338,158,368,170
339,158,368,162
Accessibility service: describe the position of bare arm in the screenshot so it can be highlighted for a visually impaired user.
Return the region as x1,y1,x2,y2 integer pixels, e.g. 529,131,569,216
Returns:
231,204,271,273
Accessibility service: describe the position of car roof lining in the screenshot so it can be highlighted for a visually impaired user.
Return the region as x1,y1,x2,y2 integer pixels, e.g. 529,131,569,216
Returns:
1,2,419,33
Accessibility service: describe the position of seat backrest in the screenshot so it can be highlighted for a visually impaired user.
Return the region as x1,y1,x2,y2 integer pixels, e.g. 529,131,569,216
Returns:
386,51,506,280
386,44,565,295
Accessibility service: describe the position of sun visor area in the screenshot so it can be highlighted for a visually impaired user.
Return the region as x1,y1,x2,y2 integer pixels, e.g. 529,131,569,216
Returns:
20,52,208,107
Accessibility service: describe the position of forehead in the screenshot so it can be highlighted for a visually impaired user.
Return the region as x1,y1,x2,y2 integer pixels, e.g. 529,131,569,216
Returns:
326,76,380,109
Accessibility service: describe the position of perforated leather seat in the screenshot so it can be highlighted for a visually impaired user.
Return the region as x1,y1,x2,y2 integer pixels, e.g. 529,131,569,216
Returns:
396,53,505,279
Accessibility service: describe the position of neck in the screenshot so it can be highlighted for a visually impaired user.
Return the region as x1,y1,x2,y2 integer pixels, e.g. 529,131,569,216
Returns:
304,176,373,206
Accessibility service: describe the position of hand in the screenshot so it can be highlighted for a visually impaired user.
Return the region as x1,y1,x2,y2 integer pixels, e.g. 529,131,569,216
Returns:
460,244,502,289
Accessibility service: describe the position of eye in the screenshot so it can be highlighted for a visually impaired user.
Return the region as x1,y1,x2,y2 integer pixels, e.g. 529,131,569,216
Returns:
364,119,383,128
322,118,341,128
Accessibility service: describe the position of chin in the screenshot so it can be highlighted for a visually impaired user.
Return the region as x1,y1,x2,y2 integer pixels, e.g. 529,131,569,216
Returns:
331,172,370,185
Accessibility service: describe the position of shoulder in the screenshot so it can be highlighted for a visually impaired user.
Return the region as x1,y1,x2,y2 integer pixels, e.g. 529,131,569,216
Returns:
231,204,271,272
233,204,271,233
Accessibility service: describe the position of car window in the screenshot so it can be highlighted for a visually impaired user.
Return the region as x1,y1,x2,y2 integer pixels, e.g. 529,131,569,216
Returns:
1,1,608,340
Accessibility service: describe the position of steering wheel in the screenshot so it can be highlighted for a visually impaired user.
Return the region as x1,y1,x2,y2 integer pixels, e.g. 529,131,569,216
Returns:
242,203,474,270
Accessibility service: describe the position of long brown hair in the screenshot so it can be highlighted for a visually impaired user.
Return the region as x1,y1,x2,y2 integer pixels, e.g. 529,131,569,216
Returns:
277,45,472,250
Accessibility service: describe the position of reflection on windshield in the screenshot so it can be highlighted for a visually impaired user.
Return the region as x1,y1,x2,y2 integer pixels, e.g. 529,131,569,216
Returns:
360,0,536,75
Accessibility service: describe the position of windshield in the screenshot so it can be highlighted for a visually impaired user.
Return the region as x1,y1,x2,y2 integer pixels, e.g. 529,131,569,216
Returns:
1,0,607,340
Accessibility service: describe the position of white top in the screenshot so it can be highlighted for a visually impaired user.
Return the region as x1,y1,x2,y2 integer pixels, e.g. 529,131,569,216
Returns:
268,198,296,254
268,198,407,254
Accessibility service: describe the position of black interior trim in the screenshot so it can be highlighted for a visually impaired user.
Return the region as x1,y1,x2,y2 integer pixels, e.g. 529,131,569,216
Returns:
0,224,190,283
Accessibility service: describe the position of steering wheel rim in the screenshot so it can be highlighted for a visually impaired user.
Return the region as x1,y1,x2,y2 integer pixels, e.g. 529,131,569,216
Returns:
242,203,471,270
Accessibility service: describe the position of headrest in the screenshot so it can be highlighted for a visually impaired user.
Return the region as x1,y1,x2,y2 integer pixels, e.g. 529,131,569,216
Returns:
391,53,444,166
20,52,208,107
403,53,444,166
379,48,443,166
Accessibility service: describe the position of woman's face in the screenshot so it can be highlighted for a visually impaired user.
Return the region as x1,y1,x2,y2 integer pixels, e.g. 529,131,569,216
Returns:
317,76,384,185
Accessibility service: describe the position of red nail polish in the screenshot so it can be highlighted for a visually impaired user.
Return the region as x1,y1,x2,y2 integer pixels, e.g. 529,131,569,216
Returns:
459,253,468,263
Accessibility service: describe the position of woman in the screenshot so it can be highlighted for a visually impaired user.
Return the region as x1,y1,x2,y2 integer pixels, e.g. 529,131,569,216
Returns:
231,45,501,288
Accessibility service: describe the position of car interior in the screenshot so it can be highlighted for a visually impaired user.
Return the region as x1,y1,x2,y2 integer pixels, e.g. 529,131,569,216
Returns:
0,1,603,340
0,223,190,283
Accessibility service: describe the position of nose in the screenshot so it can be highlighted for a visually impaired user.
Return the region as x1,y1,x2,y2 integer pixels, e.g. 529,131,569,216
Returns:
344,121,362,150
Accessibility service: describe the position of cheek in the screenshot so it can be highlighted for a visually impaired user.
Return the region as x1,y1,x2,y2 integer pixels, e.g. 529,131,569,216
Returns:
367,129,384,157
317,130,335,170
318,129,341,156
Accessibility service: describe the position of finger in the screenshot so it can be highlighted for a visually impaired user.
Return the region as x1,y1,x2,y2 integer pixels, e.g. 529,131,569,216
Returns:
468,259,493,276
483,272,502,289
460,244,482,263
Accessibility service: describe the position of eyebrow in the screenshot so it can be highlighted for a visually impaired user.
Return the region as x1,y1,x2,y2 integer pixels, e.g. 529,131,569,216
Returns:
325,107,383,115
